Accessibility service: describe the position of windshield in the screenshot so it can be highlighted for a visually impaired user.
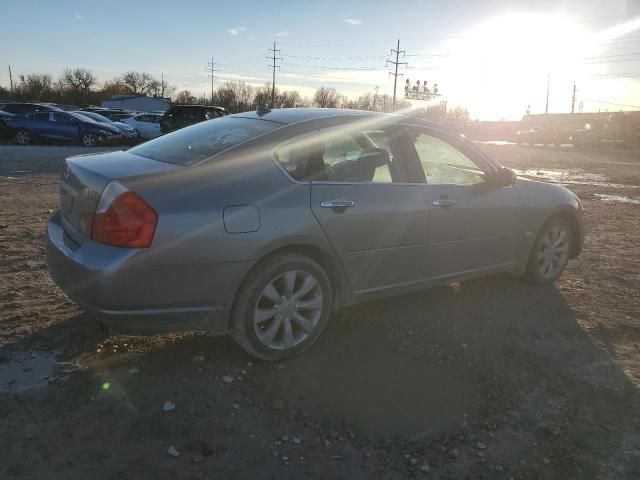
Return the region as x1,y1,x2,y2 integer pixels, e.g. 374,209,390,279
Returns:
129,117,280,165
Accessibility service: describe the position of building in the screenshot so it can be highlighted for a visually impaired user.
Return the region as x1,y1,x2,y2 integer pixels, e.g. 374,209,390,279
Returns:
101,95,171,112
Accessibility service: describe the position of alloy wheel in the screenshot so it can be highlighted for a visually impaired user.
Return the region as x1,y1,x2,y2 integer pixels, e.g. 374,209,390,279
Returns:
537,226,570,279
253,270,323,350
15,130,30,145
82,133,96,147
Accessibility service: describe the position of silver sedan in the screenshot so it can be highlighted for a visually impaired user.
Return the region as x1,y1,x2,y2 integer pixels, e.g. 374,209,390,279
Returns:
46,108,584,360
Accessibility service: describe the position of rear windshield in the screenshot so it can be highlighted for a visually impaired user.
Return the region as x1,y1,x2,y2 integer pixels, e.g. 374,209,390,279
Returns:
129,117,280,166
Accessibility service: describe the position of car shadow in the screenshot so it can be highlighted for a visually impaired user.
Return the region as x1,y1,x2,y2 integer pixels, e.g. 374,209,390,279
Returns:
1,274,638,478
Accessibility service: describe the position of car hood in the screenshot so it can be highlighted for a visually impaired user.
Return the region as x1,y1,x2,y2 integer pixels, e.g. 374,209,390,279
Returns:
88,122,120,133
111,122,134,132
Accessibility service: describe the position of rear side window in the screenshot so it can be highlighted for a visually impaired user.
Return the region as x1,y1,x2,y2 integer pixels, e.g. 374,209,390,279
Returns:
129,117,280,166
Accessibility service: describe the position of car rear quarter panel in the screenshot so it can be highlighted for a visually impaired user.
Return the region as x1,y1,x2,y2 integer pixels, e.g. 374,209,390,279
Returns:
122,144,338,311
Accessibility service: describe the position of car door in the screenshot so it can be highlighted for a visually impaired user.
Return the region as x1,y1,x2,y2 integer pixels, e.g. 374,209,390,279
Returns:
49,112,79,141
285,125,430,294
402,127,521,279
134,115,152,138
28,112,51,137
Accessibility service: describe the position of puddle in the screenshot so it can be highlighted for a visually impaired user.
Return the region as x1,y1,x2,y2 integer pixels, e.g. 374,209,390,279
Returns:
0,352,58,393
594,194,640,205
514,168,639,190
474,140,517,146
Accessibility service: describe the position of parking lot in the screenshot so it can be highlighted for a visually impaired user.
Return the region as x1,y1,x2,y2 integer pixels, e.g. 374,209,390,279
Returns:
1,142,639,479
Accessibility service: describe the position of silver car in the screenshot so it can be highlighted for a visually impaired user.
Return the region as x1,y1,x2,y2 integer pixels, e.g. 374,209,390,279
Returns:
46,109,584,360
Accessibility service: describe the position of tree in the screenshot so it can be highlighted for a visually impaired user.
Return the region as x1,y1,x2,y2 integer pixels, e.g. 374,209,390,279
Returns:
313,86,342,108
120,71,156,95
62,68,97,102
16,73,53,101
174,90,197,104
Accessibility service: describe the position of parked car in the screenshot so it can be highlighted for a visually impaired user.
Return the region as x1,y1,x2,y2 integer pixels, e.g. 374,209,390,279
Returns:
1,102,62,115
122,113,163,139
0,110,15,139
80,108,135,122
46,108,584,360
160,105,227,134
516,127,568,146
8,110,122,146
73,111,138,142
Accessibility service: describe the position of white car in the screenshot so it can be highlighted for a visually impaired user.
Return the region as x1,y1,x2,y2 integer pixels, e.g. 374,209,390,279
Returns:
123,113,163,139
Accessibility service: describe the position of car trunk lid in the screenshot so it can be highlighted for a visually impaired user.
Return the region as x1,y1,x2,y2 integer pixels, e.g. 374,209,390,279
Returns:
59,150,181,244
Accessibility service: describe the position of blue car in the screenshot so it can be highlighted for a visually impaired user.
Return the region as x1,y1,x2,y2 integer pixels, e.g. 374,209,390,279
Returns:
8,110,122,146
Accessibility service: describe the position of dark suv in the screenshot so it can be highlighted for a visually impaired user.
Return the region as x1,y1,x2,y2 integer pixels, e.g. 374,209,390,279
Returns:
160,105,227,134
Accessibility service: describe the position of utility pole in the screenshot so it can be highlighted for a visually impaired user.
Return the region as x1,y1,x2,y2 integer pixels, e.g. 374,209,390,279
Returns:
571,81,577,114
206,57,219,105
161,72,164,97
8,65,14,98
386,40,407,110
267,41,282,108
545,74,550,114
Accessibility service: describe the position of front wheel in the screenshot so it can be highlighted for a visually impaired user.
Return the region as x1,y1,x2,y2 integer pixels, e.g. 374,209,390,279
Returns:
230,252,333,361
525,217,572,284
81,132,98,147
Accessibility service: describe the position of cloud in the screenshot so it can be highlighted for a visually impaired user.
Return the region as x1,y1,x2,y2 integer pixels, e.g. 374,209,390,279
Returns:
342,18,363,25
228,27,246,35
74,14,83,21
274,31,288,37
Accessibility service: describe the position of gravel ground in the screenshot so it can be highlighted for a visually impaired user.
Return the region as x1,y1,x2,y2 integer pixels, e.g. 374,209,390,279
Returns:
0,143,639,479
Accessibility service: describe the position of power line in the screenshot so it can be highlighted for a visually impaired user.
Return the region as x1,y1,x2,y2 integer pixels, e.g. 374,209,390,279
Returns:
582,97,640,109
267,41,282,107
387,39,407,109
206,57,219,104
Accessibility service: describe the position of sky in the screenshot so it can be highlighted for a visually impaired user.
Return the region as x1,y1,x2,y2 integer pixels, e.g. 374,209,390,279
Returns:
1,0,640,120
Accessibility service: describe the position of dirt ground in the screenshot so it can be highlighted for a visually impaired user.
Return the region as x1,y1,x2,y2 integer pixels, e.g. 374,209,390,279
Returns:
0,142,639,479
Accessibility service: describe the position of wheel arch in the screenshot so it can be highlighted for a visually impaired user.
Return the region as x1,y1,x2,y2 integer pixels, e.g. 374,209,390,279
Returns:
536,206,584,259
236,241,352,312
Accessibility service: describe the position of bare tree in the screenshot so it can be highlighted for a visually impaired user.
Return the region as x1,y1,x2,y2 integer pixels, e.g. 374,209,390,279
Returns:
120,71,156,95
313,86,342,108
16,74,53,101
62,68,97,102
174,90,197,104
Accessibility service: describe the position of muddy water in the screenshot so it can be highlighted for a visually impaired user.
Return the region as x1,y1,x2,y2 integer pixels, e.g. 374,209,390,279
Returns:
514,168,640,191
594,193,640,205
0,352,57,393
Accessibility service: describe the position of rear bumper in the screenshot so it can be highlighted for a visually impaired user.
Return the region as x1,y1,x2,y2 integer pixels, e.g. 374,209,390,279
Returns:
46,210,241,335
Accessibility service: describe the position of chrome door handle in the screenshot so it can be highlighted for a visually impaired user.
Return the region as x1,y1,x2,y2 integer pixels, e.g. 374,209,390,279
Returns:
320,199,355,208
432,198,457,208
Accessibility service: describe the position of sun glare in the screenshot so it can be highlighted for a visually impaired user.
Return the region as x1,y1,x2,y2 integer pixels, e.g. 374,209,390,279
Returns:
438,13,593,119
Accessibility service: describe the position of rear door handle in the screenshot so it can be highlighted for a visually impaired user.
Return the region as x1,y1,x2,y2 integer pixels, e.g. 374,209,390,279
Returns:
320,199,355,209
432,198,457,208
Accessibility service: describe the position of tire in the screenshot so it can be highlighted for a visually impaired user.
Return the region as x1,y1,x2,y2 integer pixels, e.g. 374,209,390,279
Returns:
15,128,32,145
525,216,572,284
230,252,333,361
81,132,97,147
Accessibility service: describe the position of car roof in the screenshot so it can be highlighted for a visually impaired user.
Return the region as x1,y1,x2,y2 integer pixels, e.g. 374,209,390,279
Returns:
230,108,381,125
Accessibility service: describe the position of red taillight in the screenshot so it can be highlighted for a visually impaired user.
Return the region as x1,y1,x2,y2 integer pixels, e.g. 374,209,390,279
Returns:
87,191,158,248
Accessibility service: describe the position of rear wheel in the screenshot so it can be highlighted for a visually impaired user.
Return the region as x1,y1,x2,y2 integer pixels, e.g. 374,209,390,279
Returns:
15,129,31,145
230,252,332,361
526,217,572,284
81,132,97,147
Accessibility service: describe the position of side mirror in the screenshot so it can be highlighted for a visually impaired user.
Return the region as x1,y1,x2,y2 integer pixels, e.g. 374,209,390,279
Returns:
494,167,516,186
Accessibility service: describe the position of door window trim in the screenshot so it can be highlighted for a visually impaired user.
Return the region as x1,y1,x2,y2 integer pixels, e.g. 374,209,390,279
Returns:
270,125,417,186
399,124,499,185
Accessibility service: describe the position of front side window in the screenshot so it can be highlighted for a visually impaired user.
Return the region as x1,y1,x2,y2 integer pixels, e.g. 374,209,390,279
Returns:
275,127,396,183
410,131,485,185
52,113,73,123
129,117,279,166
